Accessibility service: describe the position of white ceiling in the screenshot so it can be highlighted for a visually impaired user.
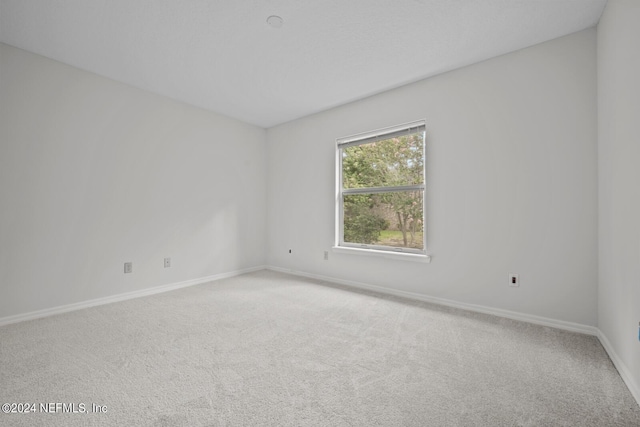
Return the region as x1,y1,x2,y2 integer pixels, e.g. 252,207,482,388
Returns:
0,0,607,128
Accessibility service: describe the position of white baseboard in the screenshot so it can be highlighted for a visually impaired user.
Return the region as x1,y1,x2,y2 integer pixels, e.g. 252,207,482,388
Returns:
597,329,640,407
267,266,598,336
0,265,266,327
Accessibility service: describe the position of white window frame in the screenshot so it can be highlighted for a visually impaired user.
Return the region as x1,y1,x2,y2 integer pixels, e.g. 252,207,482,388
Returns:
334,120,429,261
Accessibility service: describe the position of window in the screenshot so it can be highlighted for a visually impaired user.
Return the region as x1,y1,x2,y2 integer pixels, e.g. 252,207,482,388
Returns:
336,120,426,256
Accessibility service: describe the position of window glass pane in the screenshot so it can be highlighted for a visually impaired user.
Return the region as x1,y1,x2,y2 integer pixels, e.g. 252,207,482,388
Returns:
343,191,424,250
342,132,424,189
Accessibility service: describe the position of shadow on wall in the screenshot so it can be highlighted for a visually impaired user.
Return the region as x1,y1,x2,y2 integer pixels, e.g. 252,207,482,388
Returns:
182,199,242,278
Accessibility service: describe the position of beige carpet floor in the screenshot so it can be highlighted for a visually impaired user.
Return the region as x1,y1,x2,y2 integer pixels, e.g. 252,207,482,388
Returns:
0,269,639,426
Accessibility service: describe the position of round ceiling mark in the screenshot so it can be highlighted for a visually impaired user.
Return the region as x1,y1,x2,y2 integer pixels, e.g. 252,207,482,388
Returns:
267,15,284,29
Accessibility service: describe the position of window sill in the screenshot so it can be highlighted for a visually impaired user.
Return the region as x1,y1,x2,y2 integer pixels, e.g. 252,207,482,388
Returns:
332,246,431,263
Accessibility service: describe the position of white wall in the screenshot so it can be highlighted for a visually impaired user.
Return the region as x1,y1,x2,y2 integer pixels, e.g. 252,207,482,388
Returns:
597,0,640,401
0,43,267,318
267,30,598,326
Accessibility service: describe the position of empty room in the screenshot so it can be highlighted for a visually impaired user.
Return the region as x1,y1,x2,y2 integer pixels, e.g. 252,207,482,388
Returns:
1,0,639,426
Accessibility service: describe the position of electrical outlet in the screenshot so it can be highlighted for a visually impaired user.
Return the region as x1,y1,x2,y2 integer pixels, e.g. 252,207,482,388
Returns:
124,262,133,274
324,251,329,260
509,273,519,287
164,257,171,268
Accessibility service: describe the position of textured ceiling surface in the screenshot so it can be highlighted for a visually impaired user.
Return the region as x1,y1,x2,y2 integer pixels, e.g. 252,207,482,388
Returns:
0,0,607,128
